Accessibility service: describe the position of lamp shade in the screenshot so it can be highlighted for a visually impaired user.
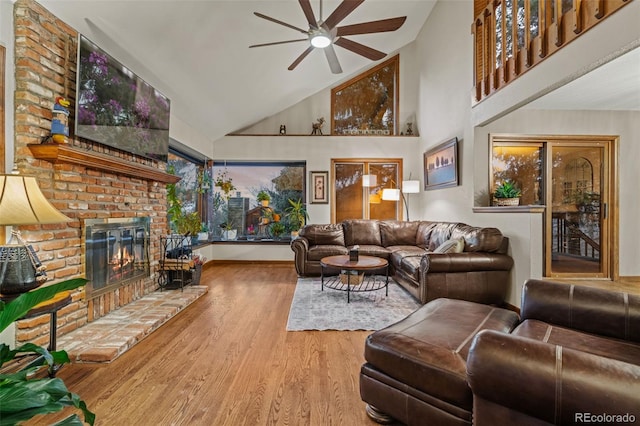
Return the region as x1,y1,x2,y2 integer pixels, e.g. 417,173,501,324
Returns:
362,174,377,187
381,188,401,201
0,174,72,225
402,180,420,194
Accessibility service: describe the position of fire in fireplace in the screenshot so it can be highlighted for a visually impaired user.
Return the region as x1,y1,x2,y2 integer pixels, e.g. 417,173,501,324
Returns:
84,218,150,297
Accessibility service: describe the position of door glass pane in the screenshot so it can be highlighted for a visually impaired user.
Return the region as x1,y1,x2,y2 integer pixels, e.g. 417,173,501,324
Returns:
551,146,603,274
369,163,399,220
335,163,364,222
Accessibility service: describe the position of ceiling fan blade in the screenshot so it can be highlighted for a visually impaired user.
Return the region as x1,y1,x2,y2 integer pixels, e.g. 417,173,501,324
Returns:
324,45,343,74
322,0,365,30
298,0,318,29
254,12,309,34
249,39,308,48
334,37,386,61
288,46,315,71
337,16,407,37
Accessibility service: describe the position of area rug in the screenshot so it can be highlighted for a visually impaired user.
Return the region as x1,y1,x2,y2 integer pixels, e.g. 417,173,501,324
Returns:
286,276,420,331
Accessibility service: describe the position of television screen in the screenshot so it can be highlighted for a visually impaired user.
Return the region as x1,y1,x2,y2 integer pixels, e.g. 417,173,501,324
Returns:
75,35,170,162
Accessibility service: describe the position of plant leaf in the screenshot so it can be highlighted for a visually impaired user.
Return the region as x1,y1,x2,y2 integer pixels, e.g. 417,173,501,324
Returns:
0,278,87,333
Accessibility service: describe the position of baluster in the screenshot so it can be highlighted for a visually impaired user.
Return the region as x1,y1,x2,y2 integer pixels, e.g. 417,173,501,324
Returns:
538,0,547,57
554,0,563,46
523,0,532,66
573,0,583,34
511,0,520,75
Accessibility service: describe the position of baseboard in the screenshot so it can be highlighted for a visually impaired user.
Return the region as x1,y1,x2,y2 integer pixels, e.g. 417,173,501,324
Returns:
207,260,294,266
619,276,640,283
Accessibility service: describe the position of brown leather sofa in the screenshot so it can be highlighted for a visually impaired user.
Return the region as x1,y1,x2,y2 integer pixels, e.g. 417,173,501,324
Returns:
291,219,513,305
360,279,640,425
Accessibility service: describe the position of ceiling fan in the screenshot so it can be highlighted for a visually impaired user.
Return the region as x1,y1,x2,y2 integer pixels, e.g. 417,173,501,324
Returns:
249,0,407,74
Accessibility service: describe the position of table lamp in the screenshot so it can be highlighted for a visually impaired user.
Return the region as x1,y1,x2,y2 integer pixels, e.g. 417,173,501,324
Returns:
0,167,72,296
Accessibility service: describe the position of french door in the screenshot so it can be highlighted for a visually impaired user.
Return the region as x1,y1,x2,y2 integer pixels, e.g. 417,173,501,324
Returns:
546,140,613,278
332,159,403,223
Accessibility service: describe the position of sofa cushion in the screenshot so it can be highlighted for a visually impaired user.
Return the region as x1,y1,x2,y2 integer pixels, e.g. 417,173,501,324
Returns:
300,224,345,246
433,238,465,253
451,225,504,253
427,222,462,251
415,221,437,249
388,247,426,269
379,220,420,247
352,245,391,259
342,219,382,246
512,319,640,366
307,245,349,261
364,299,519,410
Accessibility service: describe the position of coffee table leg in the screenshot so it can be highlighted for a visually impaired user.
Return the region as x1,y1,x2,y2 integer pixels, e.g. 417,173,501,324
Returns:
347,272,351,303
385,265,389,296
321,265,324,291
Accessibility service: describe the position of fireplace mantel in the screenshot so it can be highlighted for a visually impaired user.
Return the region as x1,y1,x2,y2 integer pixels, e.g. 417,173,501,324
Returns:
28,144,180,184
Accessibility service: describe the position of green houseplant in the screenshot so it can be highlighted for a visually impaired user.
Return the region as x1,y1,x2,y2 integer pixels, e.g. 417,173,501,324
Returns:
285,199,309,238
0,278,95,425
493,180,522,206
257,190,271,207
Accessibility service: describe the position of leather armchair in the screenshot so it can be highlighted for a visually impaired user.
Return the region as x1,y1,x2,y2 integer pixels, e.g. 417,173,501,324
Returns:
467,279,640,426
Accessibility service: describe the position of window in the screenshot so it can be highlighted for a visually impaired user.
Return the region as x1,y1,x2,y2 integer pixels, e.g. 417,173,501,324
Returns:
332,159,403,222
491,142,543,205
331,55,399,136
167,150,208,235
210,161,306,241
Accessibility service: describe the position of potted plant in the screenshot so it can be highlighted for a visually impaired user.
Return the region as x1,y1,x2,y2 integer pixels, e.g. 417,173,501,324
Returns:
198,222,209,241
0,278,95,425
214,169,236,200
269,222,286,239
246,224,257,241
493,180,522,206
220,221,237,241
285,198,309,238
257,190,271,207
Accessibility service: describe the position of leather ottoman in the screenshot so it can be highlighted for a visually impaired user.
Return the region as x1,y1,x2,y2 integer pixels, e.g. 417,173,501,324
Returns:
360,298,519,425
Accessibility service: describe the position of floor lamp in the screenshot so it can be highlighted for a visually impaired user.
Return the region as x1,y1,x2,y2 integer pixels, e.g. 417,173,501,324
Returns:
381,179,420,221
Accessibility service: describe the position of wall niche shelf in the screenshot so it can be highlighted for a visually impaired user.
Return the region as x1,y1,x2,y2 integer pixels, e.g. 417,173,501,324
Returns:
28,144,180,184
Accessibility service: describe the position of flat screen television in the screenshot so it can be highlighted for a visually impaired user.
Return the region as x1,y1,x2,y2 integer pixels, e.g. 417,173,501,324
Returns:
75,34,170,162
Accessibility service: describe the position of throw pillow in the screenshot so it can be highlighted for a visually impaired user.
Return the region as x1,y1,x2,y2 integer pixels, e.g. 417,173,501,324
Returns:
433,238,465,254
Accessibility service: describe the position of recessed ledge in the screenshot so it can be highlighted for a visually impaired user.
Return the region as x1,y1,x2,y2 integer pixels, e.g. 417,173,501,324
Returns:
473,205,546,213
28,144,180,184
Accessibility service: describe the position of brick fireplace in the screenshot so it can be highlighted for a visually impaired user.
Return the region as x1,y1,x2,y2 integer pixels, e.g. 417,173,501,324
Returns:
12,0,172,347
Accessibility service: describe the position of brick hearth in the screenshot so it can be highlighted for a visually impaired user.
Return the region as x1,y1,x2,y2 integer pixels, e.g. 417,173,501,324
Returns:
57,286,208,363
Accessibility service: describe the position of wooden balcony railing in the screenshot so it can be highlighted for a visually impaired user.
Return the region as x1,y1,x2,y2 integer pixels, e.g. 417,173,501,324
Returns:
471,0,633,103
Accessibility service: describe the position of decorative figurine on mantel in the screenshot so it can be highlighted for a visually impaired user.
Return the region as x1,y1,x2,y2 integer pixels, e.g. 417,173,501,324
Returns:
311,117,325,135
406,122,413,136
279,124,286,135
51,96,71,143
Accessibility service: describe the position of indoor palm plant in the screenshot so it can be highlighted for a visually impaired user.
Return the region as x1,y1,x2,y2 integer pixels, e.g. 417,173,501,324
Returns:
493,180,522,206
257,190,271,207
285,198,309,238
0,278,95,425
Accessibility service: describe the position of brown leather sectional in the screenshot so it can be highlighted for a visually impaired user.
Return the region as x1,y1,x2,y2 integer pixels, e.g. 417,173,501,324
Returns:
291,219,514,305
360,279,640,425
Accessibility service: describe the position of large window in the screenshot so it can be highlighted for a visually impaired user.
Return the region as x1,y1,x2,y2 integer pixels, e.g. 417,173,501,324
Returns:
210,161,305,241
167,150,208,235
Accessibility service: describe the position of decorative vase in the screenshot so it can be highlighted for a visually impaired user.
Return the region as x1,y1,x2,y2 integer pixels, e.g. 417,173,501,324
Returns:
197,232,208,241
261,200,269,207
222,229,237,240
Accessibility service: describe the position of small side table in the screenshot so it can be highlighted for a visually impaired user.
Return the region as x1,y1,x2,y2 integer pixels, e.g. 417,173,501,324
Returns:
20,290,72,376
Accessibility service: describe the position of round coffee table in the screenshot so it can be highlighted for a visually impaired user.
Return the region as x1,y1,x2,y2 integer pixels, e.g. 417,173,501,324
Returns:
320,255,389,303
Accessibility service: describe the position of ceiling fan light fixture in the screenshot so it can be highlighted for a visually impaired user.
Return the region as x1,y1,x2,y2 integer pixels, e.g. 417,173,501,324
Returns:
310,31,331,48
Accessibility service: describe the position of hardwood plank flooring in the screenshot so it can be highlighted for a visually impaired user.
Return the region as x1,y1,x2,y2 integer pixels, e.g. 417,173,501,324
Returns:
38,264,376,426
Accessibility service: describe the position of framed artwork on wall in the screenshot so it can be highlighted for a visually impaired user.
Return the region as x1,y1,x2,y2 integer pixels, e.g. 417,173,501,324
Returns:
310,171,329,204
423,137,459,190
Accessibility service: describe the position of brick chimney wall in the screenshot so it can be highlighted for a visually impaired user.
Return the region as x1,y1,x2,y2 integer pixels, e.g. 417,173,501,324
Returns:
12,0,168,346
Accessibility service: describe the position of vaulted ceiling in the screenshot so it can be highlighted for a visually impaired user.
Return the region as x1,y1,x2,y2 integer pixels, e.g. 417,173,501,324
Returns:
39,0,438,147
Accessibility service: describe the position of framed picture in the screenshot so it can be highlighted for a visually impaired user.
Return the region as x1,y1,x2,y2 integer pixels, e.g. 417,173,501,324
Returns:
310,171,329,204
423,137,459,190
309,172,329,204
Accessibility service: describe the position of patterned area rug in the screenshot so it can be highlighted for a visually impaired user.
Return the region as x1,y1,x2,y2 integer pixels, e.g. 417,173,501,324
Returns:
286,276,420,331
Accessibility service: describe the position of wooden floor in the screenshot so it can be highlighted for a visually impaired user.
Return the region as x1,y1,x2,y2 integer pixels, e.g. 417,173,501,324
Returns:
37,264,377,426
